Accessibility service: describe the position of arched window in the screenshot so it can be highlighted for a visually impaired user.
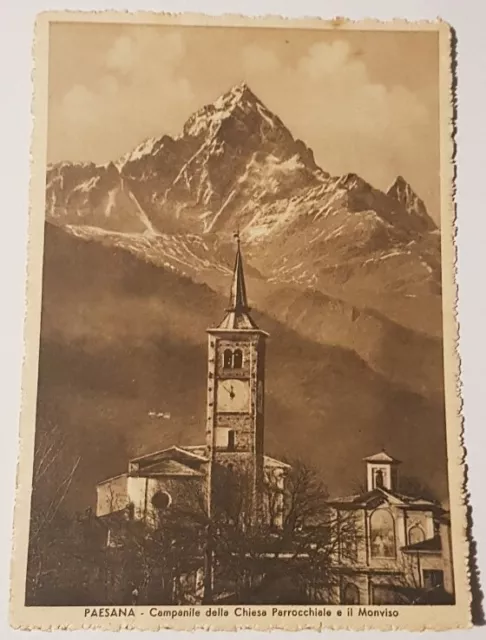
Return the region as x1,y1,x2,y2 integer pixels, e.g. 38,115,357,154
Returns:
151,490,172,510
223,349,233,369
408,524,426,546
343,583,360,605
233,349,243,369
370,509,396,558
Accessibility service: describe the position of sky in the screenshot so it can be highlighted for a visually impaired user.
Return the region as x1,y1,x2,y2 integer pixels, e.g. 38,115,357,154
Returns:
47,23,441,222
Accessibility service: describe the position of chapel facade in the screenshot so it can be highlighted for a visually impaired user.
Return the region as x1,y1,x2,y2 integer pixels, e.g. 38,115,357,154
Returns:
329,451,455,605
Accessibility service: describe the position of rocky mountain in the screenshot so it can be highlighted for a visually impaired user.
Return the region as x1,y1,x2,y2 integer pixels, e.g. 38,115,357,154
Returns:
46,82,441,336
36,224,449,512
39,83,448,507
47,83,326,234
387,174,436,233
46,161,155,233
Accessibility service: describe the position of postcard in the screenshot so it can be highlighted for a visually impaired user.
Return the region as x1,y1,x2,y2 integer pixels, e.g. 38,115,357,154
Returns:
10,12,470,630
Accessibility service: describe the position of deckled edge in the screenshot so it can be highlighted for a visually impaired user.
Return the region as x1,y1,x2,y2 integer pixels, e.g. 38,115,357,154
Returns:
440,21,474,630
8,11,472,632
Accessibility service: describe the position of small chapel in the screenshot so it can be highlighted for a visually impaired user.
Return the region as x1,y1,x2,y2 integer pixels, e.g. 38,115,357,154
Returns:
328,451,455,605
96,237,290,530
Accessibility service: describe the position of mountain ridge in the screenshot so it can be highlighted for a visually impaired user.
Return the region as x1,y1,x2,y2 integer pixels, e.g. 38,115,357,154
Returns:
46,82,435,237
36,223,448,512
45,83,441,337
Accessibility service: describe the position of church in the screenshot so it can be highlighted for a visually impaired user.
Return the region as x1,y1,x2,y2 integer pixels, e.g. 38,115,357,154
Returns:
328,451,455,605
95,238,454,606
96,237,290,531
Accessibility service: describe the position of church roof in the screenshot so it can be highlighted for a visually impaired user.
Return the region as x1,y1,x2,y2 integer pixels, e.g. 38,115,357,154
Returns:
127,444,290,479
328,487,443,511
264,455,292,470
181,445,208,458
217,310,260,331
328,488,386,508
363,450,401,464
138,459,204,477
130,445,208,466
129,446,208,477
402,535,442,554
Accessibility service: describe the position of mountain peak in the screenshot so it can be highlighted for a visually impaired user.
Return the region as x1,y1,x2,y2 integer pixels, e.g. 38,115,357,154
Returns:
212,82,263,114
387,175,421,205
218,81,260,104
183,82,274,139
335,172,371,191
226,81,253,96
387,175,437,231
387,175,414,196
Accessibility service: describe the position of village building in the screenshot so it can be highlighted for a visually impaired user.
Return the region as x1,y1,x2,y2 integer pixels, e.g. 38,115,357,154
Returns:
329,451,455,605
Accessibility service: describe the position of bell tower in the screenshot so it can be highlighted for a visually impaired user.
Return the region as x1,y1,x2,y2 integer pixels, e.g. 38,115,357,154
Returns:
364,450,401,492
206,234,268,521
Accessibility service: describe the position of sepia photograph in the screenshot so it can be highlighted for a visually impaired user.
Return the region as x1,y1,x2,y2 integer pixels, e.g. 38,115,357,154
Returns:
9,13,470,631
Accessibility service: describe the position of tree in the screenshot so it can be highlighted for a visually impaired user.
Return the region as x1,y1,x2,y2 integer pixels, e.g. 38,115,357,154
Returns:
91,480,208,605
26,419,82,604
203,458,361,604
25,449,359,606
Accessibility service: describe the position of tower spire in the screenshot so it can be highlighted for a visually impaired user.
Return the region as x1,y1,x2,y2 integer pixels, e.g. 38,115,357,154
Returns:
214,232,263,331
228,230,250,312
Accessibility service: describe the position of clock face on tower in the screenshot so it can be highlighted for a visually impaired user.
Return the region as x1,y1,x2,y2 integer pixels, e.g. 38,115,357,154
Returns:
217,379,250,413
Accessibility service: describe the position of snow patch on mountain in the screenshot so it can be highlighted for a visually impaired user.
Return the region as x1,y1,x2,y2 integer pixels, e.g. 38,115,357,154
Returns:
183,82,278,140
64,224,231,281
387,175,436,232
45,82,442,335
116,137,163,168
72,176,100,193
